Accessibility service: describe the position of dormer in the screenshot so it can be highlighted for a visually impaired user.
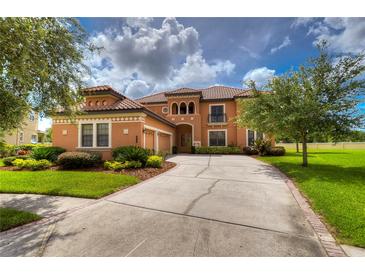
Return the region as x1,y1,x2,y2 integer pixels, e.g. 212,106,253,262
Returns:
82,85,125,108
165,88,202,115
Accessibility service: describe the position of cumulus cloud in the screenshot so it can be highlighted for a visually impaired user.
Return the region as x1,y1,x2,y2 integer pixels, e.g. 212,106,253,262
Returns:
242,67,275,88
270,36,291,54
85,17,235,98
307,18,365,54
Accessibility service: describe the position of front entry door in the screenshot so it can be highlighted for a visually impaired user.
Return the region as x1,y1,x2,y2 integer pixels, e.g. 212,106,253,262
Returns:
179,132,192,153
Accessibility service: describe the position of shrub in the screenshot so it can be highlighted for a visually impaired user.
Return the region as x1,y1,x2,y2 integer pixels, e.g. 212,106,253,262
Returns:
172,146,177,154
3,155,29,166
123,160,142,169
15,144,47,152
243,146,259,155
57,152,101,169
269,146,286,156
253,139,272,156
31,146,66,162
195,146,241,154
146,155,163,168
104,161,124,171
112,146,149,165
0,143,16,157
12,159,51,170
191,146,196,154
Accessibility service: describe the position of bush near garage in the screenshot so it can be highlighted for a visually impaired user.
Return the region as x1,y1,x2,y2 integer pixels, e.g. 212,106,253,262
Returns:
146,155,163,168
12,159,51,170
112,146,149,166
195,146,241,154
243,146,259,155
269,146,286,156
57,152,101,169
31,146,66,162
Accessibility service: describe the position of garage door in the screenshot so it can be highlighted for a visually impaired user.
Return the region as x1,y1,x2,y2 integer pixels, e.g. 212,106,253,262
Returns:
158,132,171,153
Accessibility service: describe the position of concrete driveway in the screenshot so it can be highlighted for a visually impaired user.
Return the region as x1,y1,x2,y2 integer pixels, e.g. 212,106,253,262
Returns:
0,155,326,256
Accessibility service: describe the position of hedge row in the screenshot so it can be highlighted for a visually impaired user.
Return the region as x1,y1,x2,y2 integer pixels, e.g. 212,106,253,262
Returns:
195,146,241,154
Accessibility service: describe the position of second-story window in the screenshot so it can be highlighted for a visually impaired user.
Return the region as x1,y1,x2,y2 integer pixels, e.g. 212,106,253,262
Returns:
29,111,35,122
188,102,195,114
209,105,225,123
172,103,178,114
180,102,187,114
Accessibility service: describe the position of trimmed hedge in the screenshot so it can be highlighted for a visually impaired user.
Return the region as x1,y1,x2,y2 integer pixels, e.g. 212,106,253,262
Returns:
104,160,142,170
195,146,241,154
3,155,30,166
112,146,149,166
57,152,101,169
269,146,286,156
12,159,51,170
146,155,163,168
31,146,66,162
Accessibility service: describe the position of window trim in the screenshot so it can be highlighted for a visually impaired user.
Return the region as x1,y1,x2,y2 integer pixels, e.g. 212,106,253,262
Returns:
78,120,112,149
208,129,227,147
208,103,225,115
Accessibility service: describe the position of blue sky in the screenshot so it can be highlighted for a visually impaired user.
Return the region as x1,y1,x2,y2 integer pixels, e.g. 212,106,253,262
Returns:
39,17,365,130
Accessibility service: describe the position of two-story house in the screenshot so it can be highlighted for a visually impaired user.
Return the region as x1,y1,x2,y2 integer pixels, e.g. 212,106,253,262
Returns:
52,85,268,159
3,111,39,145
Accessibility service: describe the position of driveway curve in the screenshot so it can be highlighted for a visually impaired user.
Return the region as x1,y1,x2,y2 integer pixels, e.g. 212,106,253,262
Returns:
0,155,326,256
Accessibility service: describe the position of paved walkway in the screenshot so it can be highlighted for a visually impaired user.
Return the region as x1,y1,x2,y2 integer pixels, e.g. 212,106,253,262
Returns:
0,155,326,256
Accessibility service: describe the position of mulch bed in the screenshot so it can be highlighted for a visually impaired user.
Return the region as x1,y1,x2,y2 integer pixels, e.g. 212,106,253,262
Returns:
0,161,177,181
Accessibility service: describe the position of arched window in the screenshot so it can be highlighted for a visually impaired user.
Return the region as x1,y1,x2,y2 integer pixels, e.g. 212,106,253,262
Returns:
96,100,100,106
172,103,178,114
179,102,187,114
188,102,195,114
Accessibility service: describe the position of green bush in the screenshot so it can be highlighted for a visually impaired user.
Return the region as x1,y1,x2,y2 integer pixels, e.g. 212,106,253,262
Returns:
112,146,149,165
31,146,66,162
243,146,259,155
172,146,177,154
3,155,30,166
15,144,47,152
269,146,286,156
123,160,142,169
253,139,272,156
146,155,163,168
57,152,101,169
104,161,124,171
0,143,16,157
195,146,241,154
12,159,51,170
191,146,196,154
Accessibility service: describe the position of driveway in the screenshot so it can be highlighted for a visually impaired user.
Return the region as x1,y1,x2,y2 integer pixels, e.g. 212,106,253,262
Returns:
0,155,326,256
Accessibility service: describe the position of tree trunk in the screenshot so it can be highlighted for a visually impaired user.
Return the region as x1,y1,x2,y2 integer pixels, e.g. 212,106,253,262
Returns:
302,135,308,167
296,141,299,153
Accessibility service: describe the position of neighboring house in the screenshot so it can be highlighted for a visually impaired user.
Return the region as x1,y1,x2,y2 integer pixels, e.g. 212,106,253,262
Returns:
52,85,270,159
3,111,39,145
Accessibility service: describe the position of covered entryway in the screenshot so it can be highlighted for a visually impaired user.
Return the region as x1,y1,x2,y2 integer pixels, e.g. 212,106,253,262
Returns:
176,124,193,153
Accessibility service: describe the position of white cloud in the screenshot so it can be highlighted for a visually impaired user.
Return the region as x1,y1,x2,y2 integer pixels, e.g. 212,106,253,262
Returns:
125,80,151,98
307,18,365,54
270,36,291,54
291,18,316,29
85,17,235,96
242,67,275,88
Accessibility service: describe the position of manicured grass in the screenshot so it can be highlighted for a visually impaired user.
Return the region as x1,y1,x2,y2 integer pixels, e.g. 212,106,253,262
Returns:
0,170,139,199
258,149,365,248
0,208,41,231
0,159,4,167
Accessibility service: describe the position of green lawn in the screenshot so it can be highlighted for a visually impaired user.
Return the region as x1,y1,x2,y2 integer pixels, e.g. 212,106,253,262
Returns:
0,170,139,199
259,149,365,248
0,208,41,231
0,159,4,167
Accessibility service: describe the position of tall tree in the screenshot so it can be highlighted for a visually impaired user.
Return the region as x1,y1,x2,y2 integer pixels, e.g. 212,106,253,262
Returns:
237,42,365,166
0,18,95,133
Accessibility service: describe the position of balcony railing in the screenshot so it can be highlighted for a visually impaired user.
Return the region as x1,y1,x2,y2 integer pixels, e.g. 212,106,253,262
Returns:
208,113,227,123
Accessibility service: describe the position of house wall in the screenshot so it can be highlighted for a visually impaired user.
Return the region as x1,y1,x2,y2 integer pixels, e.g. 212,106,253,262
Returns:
4,112,39,145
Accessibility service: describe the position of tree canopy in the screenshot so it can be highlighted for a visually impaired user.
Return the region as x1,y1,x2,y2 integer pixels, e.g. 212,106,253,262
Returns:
236,42,365,166
0,18,95,133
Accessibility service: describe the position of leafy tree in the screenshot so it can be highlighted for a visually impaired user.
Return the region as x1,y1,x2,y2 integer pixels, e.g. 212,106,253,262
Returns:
0,18,96,134
237,42,365,166
45,128,52,143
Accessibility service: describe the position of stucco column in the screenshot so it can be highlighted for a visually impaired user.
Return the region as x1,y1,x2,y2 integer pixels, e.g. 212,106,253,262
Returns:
154,130,159,153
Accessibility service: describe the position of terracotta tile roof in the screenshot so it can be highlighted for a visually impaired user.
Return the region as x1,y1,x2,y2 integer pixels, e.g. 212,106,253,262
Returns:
82,85,125,99
82,97,144,112
136,86,253,104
